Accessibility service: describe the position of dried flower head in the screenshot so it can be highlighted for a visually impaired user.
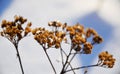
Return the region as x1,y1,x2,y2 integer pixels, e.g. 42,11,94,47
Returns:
92,35,103,44
74,45,81,52
83,42,93,54
73,23,84,33
98,51,116,68
86,28,98,38
0,15,32,42
32,25,66,49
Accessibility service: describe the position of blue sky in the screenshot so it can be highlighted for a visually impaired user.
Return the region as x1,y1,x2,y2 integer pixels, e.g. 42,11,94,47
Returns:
0,0,12,15
0,0,120,74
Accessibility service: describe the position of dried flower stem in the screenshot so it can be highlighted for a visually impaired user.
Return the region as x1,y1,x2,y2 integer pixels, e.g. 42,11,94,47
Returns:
14,43,24,74
4,35,25,74
42,45,57,74
60,47,64,66
64,64,98,73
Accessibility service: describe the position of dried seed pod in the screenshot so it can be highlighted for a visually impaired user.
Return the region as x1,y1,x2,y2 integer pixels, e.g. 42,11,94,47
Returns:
55,43,60,48
86,28,98,38
98,51,116,68
83,42,93,54
93,35,103,44
74,45,81,51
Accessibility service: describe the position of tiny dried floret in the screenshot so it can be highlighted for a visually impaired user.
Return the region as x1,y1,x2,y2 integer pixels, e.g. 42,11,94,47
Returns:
62,23,67,30
75,34,86,44
14,15,20,22
19,16,27,24
27,22,32,27
83,42,93,54
1,20,7,28
48,21,62,27
74,45,81,52
66,26,74,32
93,35,103,44
55,31,66,38
32,29,37,35
55,43,60,48
24,26,31,36
73,23,84,32
86,28,98,38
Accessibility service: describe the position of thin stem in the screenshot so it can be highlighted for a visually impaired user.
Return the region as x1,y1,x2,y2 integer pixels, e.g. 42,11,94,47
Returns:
67,62,76,74
64,64,98,73
60,48,76,74
65,51,83,70
42,45,57,74
65,53,76,70
60,47,73,74
14,43,24,74
60,47,64,66
4,34,25,74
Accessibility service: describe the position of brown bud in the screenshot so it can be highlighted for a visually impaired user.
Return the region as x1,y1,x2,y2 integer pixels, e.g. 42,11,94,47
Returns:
27,22,32,27
74,45,81,51
93,35,103,44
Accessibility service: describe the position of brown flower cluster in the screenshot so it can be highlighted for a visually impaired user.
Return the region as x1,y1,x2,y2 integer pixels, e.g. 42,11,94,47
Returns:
86,28,103,44
32,21,66,49
86,28,97,38
98,51,116,68
66,24,85,44
65,23,103,54
32,21,103,54
0,15,32,42
83,42,93,54
65,24,86,52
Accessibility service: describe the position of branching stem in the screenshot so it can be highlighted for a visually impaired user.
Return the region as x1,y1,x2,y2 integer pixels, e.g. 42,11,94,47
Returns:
60,47,76,74
60,47,73,74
